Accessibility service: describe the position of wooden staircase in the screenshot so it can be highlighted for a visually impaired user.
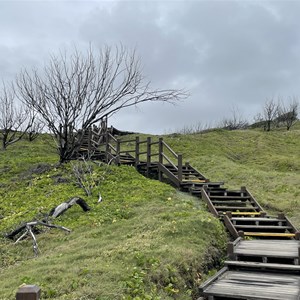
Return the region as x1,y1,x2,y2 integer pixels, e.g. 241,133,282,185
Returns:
71,126,300,300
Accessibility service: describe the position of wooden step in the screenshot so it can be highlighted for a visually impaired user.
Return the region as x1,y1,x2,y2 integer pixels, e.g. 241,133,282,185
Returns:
208,191,247,197
235,225,292,230
242,232,296,238
228,212,262,216
216,206,259,212
232,218,287,226
182,179,207,183
210,195,251,200
212,200,247,206
200,268,300,300
229,239,300,260
225,260,300,271
231,217,285,222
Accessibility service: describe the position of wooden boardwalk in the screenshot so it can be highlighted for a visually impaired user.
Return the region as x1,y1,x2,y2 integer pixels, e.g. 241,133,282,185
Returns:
70,124,300,300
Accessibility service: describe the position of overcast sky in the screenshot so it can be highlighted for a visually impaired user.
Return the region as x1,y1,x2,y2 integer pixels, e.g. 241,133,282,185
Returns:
1,0,300,134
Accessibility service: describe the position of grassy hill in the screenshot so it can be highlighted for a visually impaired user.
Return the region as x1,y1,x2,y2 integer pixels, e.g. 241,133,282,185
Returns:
164,127,300,227
0,127,299,299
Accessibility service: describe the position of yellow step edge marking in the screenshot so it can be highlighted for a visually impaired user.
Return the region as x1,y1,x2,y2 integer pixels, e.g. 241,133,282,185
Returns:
227,212,261,216
244,232,295,237
182,179,207,183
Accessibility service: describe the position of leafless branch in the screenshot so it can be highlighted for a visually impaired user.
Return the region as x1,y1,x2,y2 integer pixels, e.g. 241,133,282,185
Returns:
263,98,279,131
16,45,188,162
0,82,35,149
277,96,298,130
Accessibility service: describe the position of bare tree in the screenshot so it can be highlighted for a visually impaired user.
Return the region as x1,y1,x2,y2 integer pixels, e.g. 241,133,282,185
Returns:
71,158,98,197
277,97,298,130
27,114,45,142
0,82,34,150
262,98,279,131
16,45,187,163
251,113,265,129
219,106,248,130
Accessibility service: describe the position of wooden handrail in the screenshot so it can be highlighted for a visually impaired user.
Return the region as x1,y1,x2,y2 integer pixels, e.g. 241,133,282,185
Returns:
137,151,147,155
101,132,183,181
149,141,160,146
118,138,137,144
107,133,118,143
148,152,159,158
162,153,178,170
119,149,135,154
162,140,178,159
107,143,117,153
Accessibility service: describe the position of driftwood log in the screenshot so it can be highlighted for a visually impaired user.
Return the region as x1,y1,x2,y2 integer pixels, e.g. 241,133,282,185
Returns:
5,197,90,256
48,196,90,218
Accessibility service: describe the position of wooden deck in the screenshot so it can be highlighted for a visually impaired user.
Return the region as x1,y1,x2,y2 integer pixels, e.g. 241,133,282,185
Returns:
201,269,300,300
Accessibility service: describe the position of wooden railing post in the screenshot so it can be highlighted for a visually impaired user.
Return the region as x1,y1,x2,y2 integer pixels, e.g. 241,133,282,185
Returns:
88,127,92,154
178,154,183,182
135,136,140,167
158,138,163,164
16,285,41,300
105,132,110,163
227,242,235,260
116,139,121,165
146,137,152,177
158,138,163,181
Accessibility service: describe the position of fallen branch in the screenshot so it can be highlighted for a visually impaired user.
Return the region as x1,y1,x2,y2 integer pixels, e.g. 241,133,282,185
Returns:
49,196,90,218
14,221,71,256
5,197,90,256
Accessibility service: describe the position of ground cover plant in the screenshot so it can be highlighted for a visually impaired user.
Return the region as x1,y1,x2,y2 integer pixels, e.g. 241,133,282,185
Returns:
0,135,226,299
0,125,299,299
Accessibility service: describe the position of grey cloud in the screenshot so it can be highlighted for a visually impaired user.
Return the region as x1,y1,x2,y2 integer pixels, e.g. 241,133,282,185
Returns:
1,1,300,133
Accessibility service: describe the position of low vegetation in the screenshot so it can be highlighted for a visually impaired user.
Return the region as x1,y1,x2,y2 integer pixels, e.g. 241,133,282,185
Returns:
1,125,299,299
0,135,225,300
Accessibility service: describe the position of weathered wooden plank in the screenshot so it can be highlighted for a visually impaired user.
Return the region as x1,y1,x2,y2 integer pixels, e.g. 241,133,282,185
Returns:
201,188,219,217
230,212,262,216
243,232,296,238
199,267,228,292
235,225,292,230
225,260,300,271
212,201,248,206
202,270,300,299
231,217,285,222
210,195,251,200
223,214,239,239
216,206,259,211
232,240,300,262
243,186,265,212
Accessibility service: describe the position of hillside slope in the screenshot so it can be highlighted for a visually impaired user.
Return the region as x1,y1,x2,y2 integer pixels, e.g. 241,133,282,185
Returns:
0,128,299,299
0,135,226,300
165,128,300,227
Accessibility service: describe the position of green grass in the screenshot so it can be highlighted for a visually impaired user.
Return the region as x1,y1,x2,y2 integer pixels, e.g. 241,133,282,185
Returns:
0,126,299,299
164,127,300,227
0,136,226,300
